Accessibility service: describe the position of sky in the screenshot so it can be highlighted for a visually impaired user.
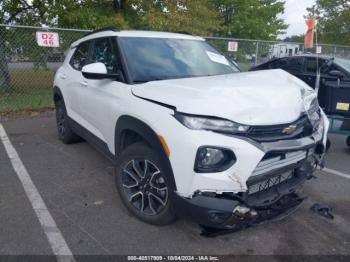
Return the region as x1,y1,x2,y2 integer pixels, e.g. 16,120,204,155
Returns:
281,0,316,37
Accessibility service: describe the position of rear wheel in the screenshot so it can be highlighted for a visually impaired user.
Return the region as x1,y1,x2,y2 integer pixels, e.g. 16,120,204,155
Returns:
346,136,350,148
326,138,331,152
55,99,81,144
115,143,176,225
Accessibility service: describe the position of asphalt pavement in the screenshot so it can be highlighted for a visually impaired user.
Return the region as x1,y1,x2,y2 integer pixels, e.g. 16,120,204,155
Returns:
0,112,349,258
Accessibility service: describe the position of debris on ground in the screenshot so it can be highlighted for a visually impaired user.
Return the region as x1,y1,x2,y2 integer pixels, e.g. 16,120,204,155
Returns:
310,203,334,220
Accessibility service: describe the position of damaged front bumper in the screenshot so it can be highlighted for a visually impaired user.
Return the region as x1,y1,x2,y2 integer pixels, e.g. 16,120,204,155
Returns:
168,114,329,229
170,155,316,229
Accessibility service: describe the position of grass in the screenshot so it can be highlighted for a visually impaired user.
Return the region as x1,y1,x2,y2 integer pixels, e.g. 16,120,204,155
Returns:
0,88,54,113
0,70,55,113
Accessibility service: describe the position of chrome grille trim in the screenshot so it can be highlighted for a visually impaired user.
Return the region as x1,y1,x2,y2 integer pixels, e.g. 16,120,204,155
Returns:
251,150,307,177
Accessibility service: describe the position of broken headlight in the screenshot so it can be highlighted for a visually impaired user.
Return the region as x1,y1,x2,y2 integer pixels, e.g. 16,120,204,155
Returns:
301,88,321,130
174,113,250,133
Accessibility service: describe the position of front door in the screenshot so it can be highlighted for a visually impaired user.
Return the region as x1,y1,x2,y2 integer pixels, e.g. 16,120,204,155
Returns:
78,37,123,143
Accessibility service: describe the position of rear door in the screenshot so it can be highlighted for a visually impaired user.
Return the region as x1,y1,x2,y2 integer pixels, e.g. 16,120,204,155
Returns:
63,40,92,122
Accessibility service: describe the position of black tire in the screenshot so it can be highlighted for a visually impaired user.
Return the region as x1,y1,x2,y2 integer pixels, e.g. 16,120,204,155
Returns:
55,99,82,144
346,136,350,148
115,143,176,225
326,138,331,152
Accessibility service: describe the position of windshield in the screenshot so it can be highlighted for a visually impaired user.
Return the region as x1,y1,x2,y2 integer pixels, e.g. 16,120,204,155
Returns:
119,37,239,83
335,58,350,72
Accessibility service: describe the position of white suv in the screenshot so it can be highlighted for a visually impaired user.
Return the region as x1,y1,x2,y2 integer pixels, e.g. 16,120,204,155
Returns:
54,28,329,229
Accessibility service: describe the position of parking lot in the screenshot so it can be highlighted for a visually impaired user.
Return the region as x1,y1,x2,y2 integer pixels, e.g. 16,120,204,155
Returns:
0,112,350,257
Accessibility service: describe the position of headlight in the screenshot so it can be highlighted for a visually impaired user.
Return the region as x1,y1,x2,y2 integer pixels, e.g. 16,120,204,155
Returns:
301,88,321,130
195,147,236,173
174,113,250,133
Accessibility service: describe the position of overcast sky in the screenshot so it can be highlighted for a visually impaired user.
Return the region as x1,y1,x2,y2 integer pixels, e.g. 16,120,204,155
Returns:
281,0,316,37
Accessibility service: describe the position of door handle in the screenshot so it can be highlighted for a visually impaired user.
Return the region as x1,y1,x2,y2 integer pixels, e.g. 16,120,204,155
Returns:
80,81,88,87
59,73,67,79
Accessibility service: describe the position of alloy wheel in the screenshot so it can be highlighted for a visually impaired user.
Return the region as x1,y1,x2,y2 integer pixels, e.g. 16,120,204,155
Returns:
121,159,168,215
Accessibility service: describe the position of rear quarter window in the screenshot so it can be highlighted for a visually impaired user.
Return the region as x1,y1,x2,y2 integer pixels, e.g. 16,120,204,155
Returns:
70,41,91,71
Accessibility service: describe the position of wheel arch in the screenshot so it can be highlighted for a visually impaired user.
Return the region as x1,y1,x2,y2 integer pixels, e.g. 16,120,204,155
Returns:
115,115,177,190
53,86,64,104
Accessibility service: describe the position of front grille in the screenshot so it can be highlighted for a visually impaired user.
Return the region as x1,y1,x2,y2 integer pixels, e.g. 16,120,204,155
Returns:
243,115,313,142
248,171,294,195
246,148,311,196
252,150,307,177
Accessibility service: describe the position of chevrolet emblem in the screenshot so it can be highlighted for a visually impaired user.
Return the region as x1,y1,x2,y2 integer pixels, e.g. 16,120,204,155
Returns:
283,125,297,135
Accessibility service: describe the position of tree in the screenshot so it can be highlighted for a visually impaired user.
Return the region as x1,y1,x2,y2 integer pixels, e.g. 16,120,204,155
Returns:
133,0,220,35
307,0,350,45
0,0,52,91
283,34,304,43
49,0,220,35
212,0,288,40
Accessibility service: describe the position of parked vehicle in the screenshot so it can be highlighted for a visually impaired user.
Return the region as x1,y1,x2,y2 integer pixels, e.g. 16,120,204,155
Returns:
251,55,350,149
250,55,350,114
53,28,329,230
268,43,301,59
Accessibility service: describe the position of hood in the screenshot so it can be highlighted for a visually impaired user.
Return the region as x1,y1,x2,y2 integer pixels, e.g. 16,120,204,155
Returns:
132,69,309,125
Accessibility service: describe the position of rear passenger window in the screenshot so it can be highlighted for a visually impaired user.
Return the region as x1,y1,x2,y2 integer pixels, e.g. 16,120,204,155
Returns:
269,57,303,74
70,41,90,71
91,38,118,74
287,57,304,73
269,58,287,69
306,58,325,73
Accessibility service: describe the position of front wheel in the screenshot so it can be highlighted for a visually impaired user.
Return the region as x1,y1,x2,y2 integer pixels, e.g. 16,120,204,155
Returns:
346,136,350,148
115,143,176,225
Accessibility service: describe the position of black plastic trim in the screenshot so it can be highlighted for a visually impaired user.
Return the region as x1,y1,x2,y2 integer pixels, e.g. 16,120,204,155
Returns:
67,117,116,163
114,115,177,190
53,86,64,104
115,37,133,84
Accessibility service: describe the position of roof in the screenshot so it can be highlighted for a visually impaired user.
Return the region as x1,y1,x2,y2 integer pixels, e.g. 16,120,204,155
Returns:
71,30,205,48
294,54,333,59
261,54,333,64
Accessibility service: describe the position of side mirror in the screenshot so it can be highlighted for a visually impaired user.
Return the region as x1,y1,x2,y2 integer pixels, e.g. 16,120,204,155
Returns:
82,62,119,80
328,70,344,79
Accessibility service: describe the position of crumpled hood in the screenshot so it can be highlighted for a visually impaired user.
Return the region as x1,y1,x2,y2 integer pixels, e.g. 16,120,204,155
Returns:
132,69,309,125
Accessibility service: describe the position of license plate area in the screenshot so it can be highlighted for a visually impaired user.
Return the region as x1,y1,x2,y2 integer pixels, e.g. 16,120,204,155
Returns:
248,171,294,195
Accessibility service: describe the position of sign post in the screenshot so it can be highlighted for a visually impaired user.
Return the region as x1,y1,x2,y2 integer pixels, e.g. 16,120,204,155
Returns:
227,41,238,52
36,32,59,47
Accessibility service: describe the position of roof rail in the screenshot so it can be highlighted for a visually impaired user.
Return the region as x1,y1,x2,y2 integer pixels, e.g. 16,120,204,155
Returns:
175,31,193,35
84,27,119,37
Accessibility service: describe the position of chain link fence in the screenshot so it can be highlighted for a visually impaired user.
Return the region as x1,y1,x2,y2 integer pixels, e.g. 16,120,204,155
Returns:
0,24,91,114
1,24,350,114
206,37,350,71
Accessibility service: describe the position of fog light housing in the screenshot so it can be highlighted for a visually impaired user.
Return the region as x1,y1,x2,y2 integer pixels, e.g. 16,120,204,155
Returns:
194,146,236,173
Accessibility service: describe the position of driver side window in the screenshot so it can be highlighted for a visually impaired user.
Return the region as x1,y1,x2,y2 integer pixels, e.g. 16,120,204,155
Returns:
91,37,118,74
70,41,91,71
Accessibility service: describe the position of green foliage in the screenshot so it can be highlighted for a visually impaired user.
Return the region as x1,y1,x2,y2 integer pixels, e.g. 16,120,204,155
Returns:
1,0,287,39
211,0,288,40
283,34,304,43
307,0,350,45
